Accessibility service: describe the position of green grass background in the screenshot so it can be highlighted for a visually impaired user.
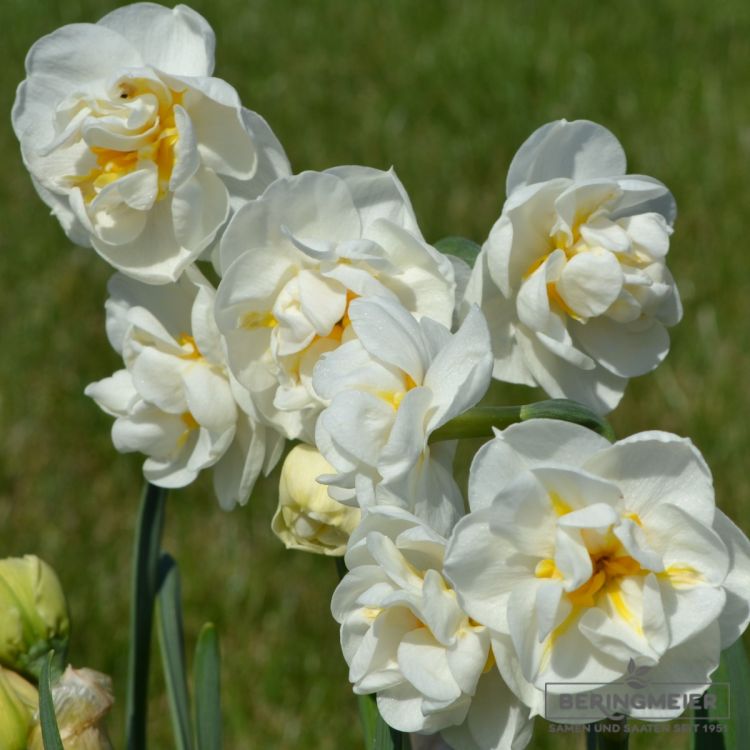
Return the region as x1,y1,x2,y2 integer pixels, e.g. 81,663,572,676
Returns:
2,0,750,747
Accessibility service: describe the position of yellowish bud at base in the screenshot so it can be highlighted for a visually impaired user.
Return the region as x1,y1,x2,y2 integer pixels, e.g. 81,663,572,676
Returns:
272,444,361,556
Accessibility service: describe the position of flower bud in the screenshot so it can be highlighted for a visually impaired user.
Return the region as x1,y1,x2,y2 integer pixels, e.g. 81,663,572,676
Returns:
0,556,70,679
272,444,361,556
28,666,114,750
0,666,37,750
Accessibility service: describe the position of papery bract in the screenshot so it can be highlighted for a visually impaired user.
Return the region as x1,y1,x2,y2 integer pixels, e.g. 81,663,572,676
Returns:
85,266,283,509
12,3,290,284
466,119,681,413
313,296,493,536
28,666,114,750
214,166,456,443
333,506,532,749
443,420,750,721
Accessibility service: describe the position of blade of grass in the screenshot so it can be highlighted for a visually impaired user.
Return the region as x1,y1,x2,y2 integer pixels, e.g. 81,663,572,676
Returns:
156,554,193,750
125,482,168,750
194,623,222,750
38,651,64,750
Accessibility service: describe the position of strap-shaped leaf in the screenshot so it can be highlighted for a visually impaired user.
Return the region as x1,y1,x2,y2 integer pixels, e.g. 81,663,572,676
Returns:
125,482,168,750
194,623,222,750
157,554,193,750
697,638,750,750
39,652,64,750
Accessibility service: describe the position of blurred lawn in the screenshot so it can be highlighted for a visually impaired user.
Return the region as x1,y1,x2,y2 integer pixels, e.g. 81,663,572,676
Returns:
2,0,750,748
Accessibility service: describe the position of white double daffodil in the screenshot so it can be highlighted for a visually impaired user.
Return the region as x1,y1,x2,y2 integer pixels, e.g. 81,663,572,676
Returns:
313,296,493,537
333,506,533,750
443,420,750,721
85,267,283,509
214,166,456,443
466,119,682,413
12,3,289,284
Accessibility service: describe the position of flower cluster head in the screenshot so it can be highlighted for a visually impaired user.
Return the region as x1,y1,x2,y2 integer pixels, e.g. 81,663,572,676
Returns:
467,119,682,413
85,267,283,509
444,420,750,722
333,506,533,749
314,296,493,536
12,2,289,284
214,167,457,443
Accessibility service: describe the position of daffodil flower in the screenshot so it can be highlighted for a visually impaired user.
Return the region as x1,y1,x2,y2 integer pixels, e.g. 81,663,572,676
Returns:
313,297,492,536
85,266,283,508
466,119,681,413
333,506,533,749
214,167,456,443
12,3,289,283
443,420,750,721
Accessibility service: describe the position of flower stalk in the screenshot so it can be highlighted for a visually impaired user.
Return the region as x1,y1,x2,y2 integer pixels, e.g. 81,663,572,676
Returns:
429,399,615,444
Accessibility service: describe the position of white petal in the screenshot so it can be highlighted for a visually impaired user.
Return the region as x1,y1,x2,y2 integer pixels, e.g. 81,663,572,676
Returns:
397,628,463,704
84,370,139,417
506,119,627,194
326,165,421,236
98,3,215,77
556,251,624,319
423,306,493,431
188,88,258,179
582,432,715,526
713,510,750,648
442,668,533,750
500,418,611,470
572,316,670,378
171,167,230,254
24,23,141,86
348,297,429,382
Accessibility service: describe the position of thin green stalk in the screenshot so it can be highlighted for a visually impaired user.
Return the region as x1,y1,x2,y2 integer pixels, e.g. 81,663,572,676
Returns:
429,399,615,444
125,482,168,750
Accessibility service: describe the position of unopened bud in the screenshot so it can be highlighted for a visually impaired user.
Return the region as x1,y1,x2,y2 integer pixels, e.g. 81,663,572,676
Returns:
0,666,37,749
272,444,361,556
0,555,70,679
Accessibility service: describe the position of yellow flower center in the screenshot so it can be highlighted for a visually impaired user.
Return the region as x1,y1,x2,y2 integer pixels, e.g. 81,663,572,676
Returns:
71,85,184,203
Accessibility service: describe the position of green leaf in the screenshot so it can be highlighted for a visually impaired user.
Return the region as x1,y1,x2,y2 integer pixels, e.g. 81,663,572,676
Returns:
429,399,615,444
194,623,222,750
157,555,193,750
704,638,750,750
38,652,64,750
125,482,168,750
357,693,409,749
434,236,482,267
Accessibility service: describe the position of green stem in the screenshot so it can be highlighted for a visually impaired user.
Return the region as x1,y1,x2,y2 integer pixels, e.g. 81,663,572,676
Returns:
587,717,629,749
125,482,168,750
429,399,616,444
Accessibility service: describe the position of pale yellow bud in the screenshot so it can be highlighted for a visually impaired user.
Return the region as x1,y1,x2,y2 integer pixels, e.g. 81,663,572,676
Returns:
272,444,361,556
28,666,114,750
0,666,37,750
0,555,70,679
